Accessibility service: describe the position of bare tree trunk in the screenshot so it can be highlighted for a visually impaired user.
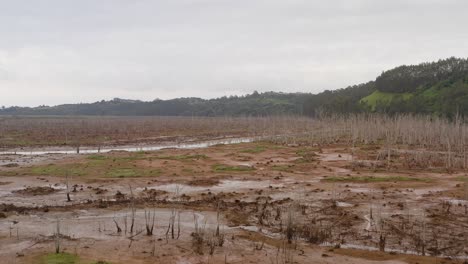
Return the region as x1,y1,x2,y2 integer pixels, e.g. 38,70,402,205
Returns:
447,138,452,172
113,217,122,233
176,211,181,239
145,209,156,236
55,218,61,254
128,185,136,234
65,171,71,202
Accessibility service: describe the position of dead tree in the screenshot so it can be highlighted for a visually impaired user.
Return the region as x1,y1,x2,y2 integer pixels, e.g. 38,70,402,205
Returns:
55,218,61,254
128,184,136,234
113,217,122,233
165,209,177,241
145,209,156,236
65,171,71,202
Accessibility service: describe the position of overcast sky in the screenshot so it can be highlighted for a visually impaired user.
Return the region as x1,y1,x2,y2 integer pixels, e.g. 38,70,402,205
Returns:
1,0,467,106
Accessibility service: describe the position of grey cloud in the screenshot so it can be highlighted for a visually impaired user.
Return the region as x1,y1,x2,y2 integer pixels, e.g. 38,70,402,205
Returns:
0,0,467,106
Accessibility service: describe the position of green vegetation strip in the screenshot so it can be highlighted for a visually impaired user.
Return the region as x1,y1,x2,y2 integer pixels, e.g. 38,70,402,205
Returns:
31,165,86,177
212,164,255,172
40,253,111,264
24,152,162,178
295,148,318,163
361,90,413,110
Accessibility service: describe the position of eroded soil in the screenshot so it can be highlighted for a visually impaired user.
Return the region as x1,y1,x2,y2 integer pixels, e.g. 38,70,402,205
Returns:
0,141,467,263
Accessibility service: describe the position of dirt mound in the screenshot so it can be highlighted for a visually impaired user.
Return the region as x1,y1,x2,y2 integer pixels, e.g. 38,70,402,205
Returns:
187,178,220,186
140,188,168,199
1,163,19,168
13,186,58,196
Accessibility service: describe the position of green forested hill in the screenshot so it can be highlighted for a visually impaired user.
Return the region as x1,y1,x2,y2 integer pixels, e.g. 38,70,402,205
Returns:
0,92,309,116
304,57,468,117
359,57,468,116
1,57,467,117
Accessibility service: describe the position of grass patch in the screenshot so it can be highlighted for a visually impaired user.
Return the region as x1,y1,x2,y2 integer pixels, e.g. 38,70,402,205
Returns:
323,175,430,183
41,253,79,264
155,154,207,160
105,168,162,178
23,152,163,178
30,165,86,177
360,90,413,111
422,86,441,99
295,148,317,163
212,164,255,172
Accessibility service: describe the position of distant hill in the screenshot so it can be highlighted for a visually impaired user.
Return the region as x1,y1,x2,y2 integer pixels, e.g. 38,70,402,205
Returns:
0,92,310,116
360,57,468,116
304,57,468,117
1,57,467,117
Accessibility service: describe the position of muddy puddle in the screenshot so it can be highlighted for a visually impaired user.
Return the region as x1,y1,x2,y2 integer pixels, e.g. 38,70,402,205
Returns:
319,153,352,162
0,177,76,207
0,153,66,167
138,179,284,195
0,137,256,156
0,208,222,254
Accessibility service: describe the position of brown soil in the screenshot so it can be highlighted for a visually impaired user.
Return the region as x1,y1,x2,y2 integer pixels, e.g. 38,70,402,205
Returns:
13,186,58,196
0,141,467,264
334,248,464,264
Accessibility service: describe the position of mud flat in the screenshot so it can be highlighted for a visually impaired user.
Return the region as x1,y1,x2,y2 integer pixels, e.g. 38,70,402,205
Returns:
0,140,467,264
0,137,256,155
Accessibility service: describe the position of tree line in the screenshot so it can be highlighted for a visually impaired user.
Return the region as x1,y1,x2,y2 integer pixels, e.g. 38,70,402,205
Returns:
1,57,467,117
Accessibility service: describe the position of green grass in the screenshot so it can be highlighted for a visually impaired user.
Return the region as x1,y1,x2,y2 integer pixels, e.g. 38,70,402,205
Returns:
105,168,162,178
39,253,111,264
212,164,255,172
323,175,430,183
23,152,162,178
41,253,79,264
421,86,441,98
295,148,317,163
106,168,138,178
360,90,413,110
239,142,283,154
86,153,147,162
155,154,207,160
30,165,86,177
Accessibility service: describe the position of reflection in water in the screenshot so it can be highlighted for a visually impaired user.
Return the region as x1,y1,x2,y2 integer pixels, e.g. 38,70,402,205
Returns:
0,137,255,156
138,180,284,194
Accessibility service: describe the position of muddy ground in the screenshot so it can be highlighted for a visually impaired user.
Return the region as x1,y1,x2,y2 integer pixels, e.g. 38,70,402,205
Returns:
0,140,467,263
